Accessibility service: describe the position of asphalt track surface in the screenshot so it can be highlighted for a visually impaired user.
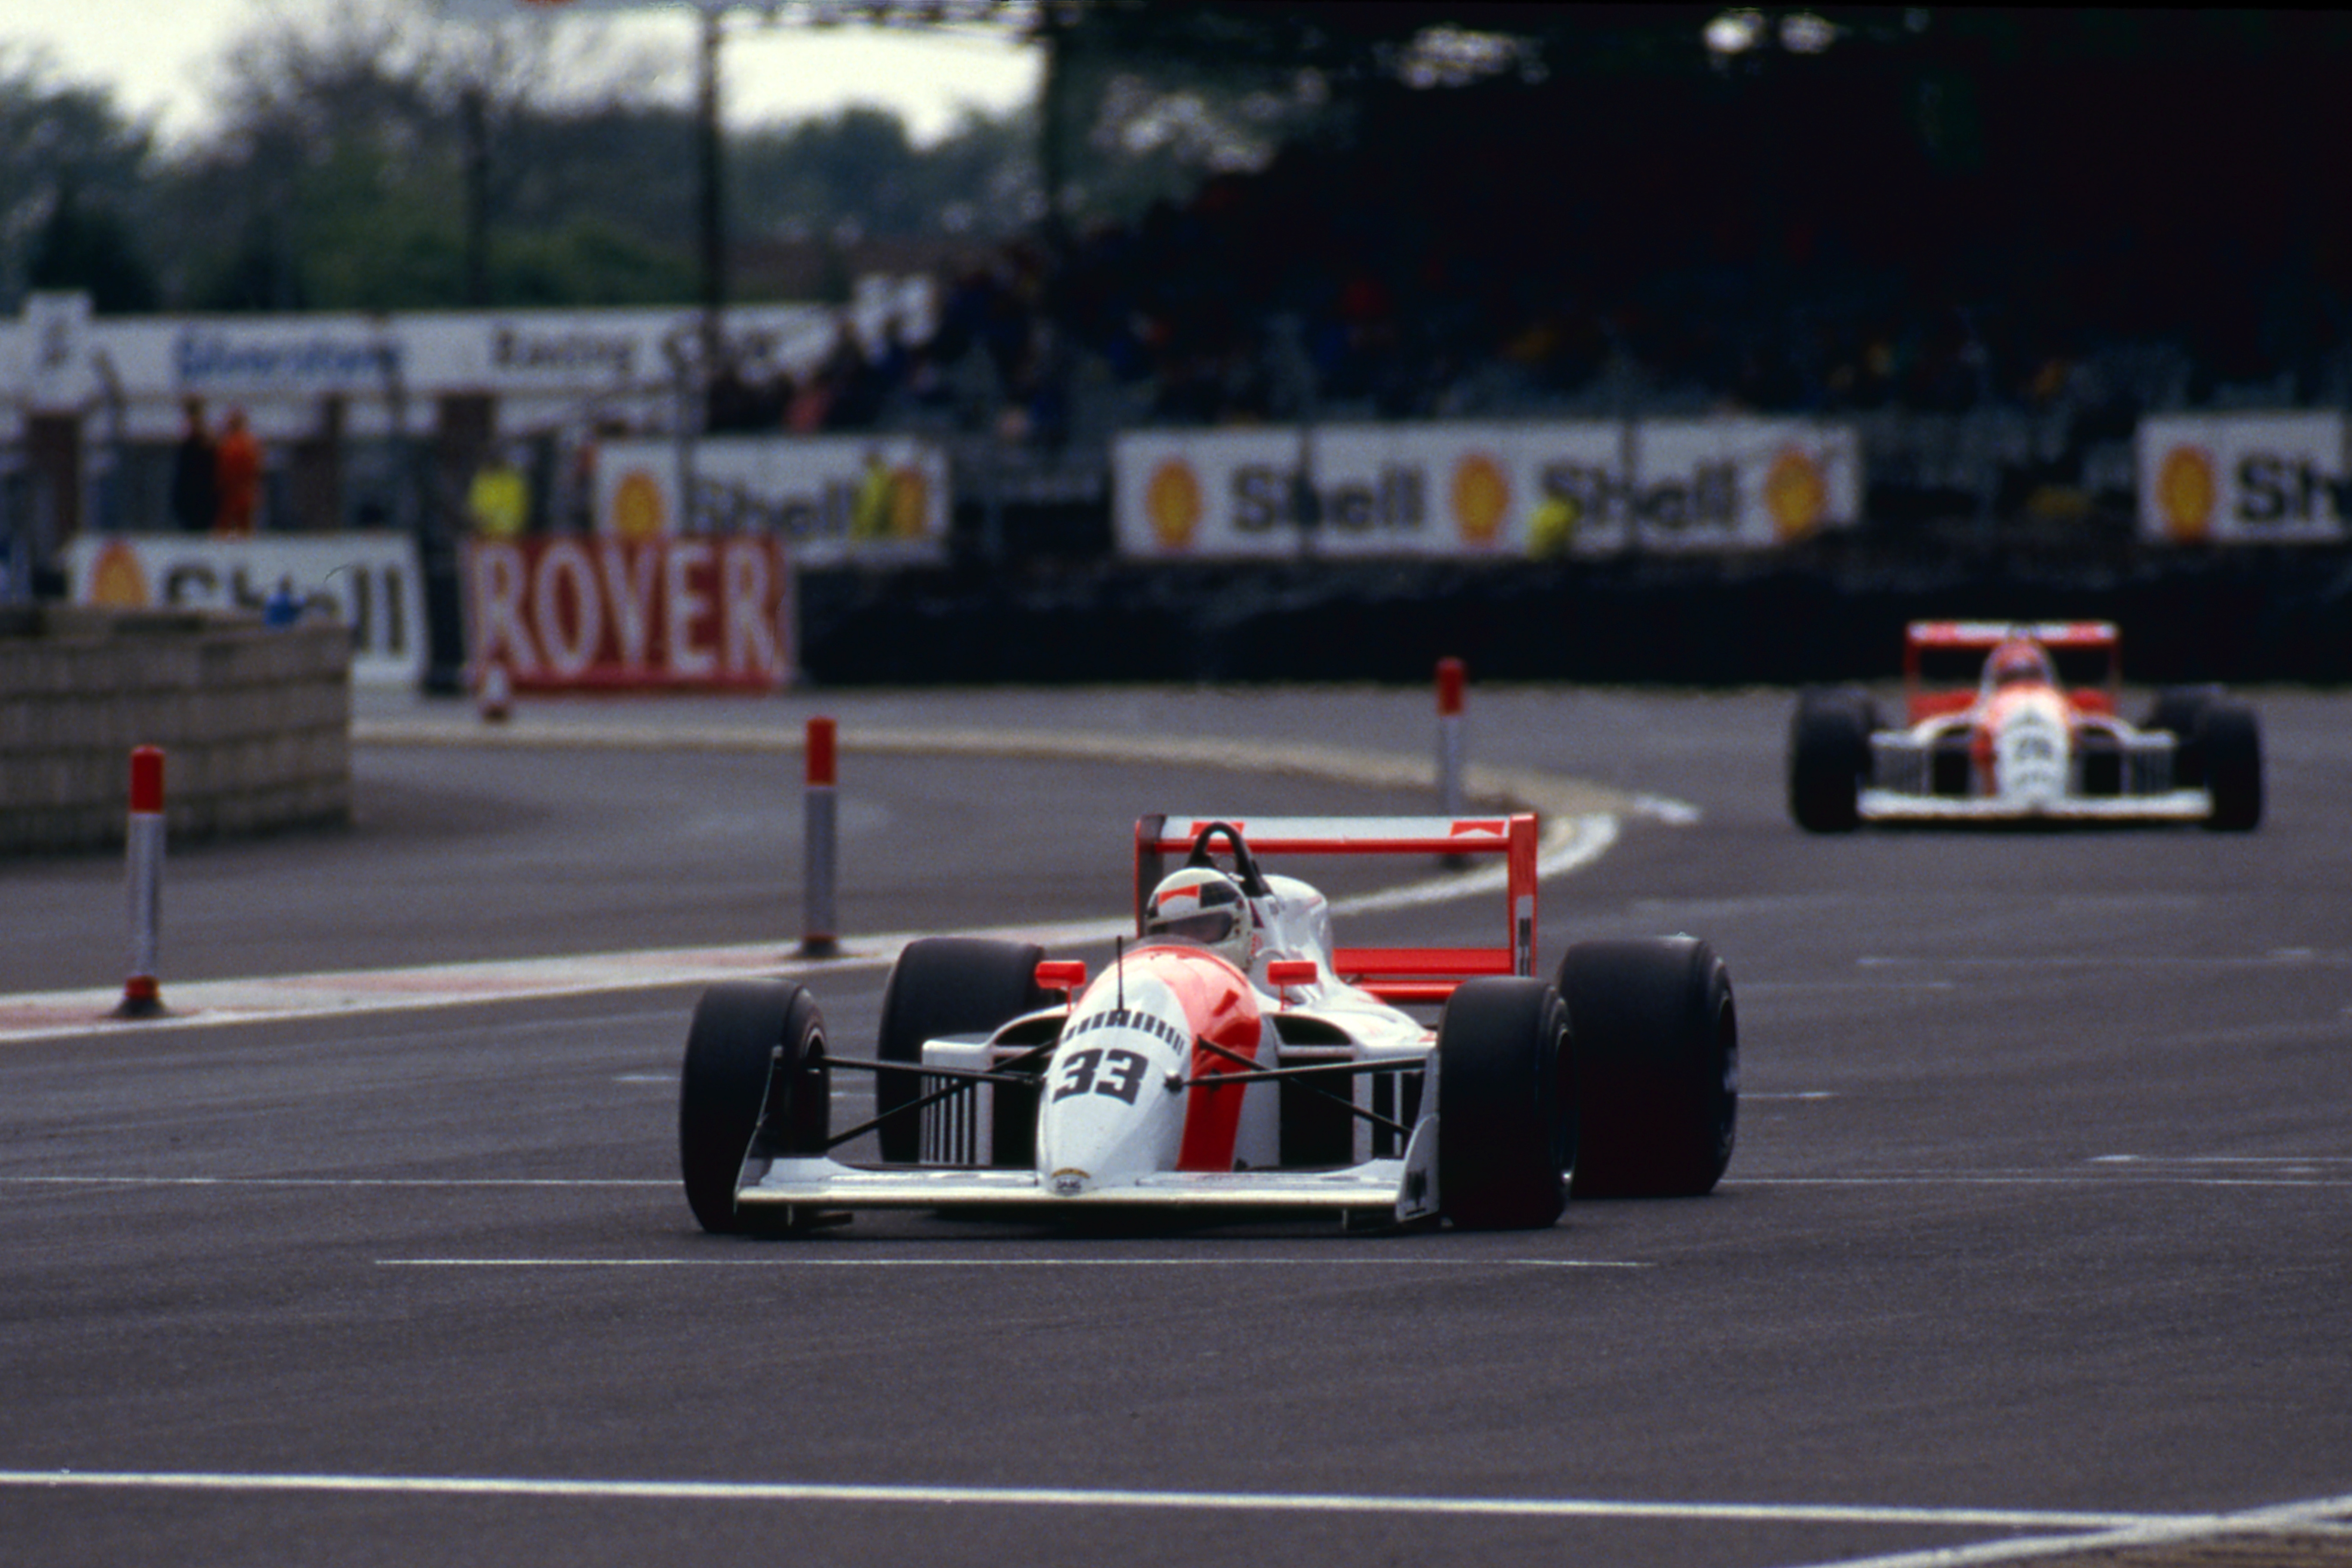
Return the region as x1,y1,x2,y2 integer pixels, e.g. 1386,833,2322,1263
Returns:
3,684,2348,1568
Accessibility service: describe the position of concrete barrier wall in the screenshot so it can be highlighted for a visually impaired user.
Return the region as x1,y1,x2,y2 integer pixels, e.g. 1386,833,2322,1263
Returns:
0,608,351,854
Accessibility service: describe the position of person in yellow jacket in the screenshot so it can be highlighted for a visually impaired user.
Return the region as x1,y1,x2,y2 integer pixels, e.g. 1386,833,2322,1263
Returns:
466,447,531,538
1528,490,1581,559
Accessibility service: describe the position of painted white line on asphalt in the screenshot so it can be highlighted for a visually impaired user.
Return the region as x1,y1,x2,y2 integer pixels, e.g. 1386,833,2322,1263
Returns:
5,713,1699,1044
375,1257,1652,1269
1787,1490,2352,1568
0,1175,667,1189
0,1467,2183,1532
1736,1174,2352,1189
1859,953,2352,969
0,813,1633,1044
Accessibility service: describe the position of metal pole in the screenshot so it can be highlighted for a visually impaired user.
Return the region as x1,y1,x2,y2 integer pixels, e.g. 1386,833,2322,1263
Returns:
115,745,166,1019
1436,656,1467,818
800,716,838,957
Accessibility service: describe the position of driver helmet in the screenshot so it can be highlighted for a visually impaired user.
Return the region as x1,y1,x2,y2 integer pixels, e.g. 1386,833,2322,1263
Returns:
1142,868,1256,971
1985,639,2055,691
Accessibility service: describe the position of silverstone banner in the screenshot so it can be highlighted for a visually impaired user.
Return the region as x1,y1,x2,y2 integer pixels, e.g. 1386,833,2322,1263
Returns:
591,434,946,566
68,532,426,688
1112,417,1861,561
2137,412,2352,544
463,535,793,692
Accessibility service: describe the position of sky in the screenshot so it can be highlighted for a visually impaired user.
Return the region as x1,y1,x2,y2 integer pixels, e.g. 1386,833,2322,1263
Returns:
0,0,1042,149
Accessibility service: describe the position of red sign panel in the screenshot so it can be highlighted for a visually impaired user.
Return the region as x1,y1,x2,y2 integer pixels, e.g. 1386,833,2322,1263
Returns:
464,537,792,691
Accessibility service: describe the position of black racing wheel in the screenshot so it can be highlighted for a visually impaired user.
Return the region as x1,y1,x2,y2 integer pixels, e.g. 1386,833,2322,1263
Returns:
1436,977,1573,1230
679,980,827,1234
1559,936,1737,1199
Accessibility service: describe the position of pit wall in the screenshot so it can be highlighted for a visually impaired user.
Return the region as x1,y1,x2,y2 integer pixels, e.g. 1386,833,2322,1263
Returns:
0,608,351,854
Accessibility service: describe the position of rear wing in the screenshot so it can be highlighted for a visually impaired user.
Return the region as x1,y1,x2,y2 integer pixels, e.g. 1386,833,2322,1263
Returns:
1903,620,2120,721
1135,814,1539,1004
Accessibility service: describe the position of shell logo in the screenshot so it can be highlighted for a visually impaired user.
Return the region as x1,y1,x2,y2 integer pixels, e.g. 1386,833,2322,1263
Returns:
887,466,930,540
1764,447,1828,541
2157,445,2215,543
610,468,668,542
1451,452,1509,546
1146,459,1203,551
87,541,151,607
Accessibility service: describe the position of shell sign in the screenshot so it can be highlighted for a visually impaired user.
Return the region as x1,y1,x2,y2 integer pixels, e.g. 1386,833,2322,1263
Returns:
2136,413,2350,545
86,541,152,606
1146,459,1203,551
1450,452,1510,547
2155,445,2216,543
1764,447,1828,541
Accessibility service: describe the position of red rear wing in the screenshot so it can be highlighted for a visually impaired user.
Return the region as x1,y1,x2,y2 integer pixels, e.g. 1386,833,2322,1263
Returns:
1135,814,1539,1004
1903,620,2120,721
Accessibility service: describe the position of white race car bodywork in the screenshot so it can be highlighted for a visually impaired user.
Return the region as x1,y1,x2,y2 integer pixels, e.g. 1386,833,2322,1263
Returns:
733,818,1539,1227
1855,622,2211,825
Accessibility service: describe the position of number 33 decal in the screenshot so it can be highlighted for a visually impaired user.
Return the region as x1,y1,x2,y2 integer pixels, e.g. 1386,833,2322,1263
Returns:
1053,1047,1150,1105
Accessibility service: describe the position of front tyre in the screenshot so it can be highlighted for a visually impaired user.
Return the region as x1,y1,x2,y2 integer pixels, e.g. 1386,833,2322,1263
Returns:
1437,977,1572,1231
1559,937,1737,1198
876,937,1049,1163
679,980,827,1234
2200,700,2262,832
1789,688,1872,833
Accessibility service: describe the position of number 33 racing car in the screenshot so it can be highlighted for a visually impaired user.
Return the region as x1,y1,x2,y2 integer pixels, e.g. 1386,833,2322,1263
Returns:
680,815,1737,1235
1789,621,2262,832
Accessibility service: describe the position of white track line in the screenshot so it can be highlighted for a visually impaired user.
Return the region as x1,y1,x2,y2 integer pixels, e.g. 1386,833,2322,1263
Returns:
4,719,1674,1048
1785,1490,2352,1568
373,1257,1651,1269
0,1467,2203,1532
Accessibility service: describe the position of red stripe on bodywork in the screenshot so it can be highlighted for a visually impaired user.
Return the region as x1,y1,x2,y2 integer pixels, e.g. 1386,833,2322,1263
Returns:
1121,945,1264,1171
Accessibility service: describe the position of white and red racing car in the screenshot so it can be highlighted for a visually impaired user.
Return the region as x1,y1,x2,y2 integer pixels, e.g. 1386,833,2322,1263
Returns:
680,815,1737,1235
1789,621,2261,831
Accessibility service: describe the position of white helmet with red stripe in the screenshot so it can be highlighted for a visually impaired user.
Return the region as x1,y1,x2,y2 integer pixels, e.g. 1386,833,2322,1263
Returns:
1142,867,1257,972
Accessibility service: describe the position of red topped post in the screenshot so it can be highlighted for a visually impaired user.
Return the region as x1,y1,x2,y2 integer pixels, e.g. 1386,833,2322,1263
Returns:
1436,657,1467,819
115,746,168,1019
800,716,839,957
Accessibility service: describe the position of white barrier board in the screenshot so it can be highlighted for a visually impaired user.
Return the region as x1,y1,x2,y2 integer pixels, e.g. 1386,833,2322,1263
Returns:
68,533,427,688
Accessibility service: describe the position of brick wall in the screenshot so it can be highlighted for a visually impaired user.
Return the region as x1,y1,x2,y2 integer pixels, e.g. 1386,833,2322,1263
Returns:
0,608,351,854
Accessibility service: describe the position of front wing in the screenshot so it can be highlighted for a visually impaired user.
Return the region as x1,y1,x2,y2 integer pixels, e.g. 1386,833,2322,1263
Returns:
1857,787,2211,824
736,1118,1440,1224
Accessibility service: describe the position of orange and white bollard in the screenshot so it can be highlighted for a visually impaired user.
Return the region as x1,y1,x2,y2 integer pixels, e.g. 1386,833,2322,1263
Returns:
476,659,513,723
800,716,839,957
115,745,167,1020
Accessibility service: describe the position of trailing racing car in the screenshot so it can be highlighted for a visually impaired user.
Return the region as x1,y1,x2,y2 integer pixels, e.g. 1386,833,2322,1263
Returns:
1789,620,2261,832
679,814,1737,1235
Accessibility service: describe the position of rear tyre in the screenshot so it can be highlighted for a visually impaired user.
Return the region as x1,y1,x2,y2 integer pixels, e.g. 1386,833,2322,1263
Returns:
1789,688,1872,832
876,937,1049,1163
1559,937,1737,1199
1437,977,1572,1231
679,980,827,1234
2200,701,2262,832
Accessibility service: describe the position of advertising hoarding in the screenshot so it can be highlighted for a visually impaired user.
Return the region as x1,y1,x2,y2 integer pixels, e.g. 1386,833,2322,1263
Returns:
68,533,427,688
591,435,947,566
463,535,793,692
1112,418,1860,561
2137,412,2352,544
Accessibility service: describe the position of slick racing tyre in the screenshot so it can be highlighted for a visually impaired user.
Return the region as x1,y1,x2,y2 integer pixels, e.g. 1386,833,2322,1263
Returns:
2144,686,2218,788
2200,700,2262,832
1436,977,1573,1231
1788,688,1874,833
679,980,827,1234
1559,937,1737,1199
875,936,1049,1164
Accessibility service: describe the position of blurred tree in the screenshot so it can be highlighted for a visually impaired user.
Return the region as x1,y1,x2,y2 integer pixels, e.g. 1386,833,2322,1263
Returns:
27,183,161,312
0,46,159,310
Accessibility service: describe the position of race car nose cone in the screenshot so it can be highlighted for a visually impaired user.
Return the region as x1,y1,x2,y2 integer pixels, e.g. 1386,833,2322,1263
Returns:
1049,1167,1092,1197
